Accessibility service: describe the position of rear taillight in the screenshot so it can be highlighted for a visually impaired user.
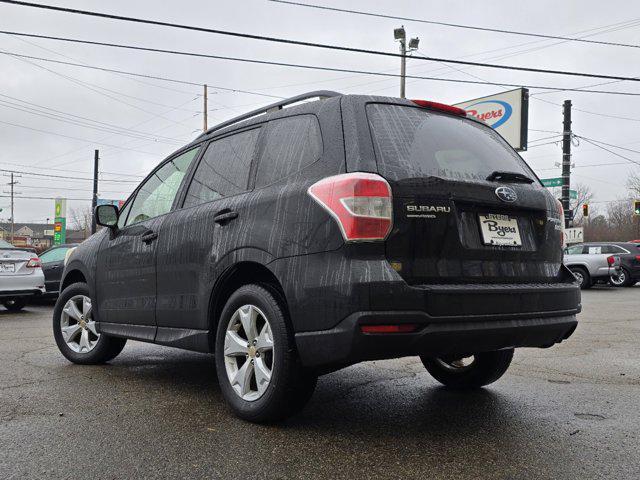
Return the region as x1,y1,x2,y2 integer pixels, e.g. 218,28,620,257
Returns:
308,172,392,242
607,256,615,266
635,255,640,262
26,257,41,268
411,99,467,117
555,199,565,246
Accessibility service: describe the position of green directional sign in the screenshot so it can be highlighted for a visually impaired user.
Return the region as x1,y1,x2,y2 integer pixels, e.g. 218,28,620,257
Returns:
570,189,578,200
541,177,563,187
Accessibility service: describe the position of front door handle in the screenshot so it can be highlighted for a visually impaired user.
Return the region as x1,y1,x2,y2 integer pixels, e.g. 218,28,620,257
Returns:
141,230,158,244
214,211,238,224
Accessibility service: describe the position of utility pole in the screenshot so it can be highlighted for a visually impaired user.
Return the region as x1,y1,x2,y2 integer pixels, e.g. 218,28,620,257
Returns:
394,26,419,99
203,84,208,132
562,100,572,229
3,173,20,244
9,173,16,243
91,149,99,235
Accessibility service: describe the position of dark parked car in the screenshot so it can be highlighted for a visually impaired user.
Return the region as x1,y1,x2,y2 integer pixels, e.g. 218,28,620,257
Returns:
607,242,640,287
39,244,79,295
52,92,581,422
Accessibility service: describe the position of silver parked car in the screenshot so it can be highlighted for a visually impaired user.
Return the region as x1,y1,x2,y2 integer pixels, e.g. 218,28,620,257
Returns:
563,243,620,289
0,240,45,311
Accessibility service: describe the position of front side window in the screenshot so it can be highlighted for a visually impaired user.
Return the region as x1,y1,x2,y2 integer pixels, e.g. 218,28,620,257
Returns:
254,115,322,188
40,247,69,263
367,104,534,182
184,128,259,208
126,147,200,226
565,245,583,255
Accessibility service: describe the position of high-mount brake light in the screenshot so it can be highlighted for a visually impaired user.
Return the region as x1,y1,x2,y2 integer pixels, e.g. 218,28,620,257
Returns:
26,257,41,268
308,172,393,242
360,324,419,334
411,99,467,117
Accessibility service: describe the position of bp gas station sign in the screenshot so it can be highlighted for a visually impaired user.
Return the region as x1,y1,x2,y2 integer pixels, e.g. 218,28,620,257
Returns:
54,198,66,245
454,88,529,151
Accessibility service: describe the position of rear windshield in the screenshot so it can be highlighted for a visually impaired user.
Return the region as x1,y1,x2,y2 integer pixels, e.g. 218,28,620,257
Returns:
367,103,534,182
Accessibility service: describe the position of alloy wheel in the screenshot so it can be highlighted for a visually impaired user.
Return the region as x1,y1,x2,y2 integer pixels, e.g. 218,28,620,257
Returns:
223,304,274,401
610,270,626,286
435,355,476,372
572,270,584,286
60,295,100,353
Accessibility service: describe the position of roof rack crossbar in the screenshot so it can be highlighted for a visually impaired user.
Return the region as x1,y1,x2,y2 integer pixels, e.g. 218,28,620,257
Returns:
198,90,342,138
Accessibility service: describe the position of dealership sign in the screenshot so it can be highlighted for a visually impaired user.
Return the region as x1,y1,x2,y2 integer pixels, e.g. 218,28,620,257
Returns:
454,88,529,151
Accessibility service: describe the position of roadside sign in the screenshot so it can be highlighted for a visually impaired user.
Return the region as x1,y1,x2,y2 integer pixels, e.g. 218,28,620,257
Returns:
454,88,529,151
564,227,583,245
541,177,563,187
570,189,578,200
53,217,66,245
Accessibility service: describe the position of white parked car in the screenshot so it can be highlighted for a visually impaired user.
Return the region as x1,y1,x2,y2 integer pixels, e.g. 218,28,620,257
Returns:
0,239,45,311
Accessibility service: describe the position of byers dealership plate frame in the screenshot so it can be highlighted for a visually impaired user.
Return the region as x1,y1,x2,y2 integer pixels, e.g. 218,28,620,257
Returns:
478,213,522,246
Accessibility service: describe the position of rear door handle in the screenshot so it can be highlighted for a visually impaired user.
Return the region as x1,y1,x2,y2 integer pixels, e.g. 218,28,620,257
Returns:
141,230,158,244
214,211,238,224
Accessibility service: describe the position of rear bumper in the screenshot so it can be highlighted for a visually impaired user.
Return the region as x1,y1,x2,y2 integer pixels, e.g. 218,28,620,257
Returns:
296,312,578,370
0,288,45,298
0,272,46,298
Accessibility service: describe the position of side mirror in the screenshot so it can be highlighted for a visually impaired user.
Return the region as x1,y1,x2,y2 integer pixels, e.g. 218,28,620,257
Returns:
95,204,118,229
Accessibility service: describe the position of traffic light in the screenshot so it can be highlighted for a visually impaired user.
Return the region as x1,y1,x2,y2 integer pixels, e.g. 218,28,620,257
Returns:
634,200,640,216
582,204,589,217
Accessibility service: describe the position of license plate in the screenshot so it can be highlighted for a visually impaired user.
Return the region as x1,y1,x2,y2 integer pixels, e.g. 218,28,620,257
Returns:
478,213,522,246
0,263,15,273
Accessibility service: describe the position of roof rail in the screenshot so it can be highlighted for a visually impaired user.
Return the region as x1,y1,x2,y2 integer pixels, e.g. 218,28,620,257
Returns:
197,90,342,139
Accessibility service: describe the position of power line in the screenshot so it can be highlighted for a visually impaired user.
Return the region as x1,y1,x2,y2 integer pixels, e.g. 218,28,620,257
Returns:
577,137,640,167
0,9,639,83
0,94,184,144
267,0,640,50
0,194,90,201
2,33,640,97
0,168,140,183
0,119,172,156
0,50,285,100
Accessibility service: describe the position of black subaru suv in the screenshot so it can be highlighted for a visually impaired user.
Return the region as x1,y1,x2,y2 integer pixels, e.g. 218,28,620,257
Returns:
53,91,580,422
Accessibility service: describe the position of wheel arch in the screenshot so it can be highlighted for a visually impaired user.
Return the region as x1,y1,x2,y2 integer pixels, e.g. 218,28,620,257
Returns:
60,267,88,292
207,261,289,352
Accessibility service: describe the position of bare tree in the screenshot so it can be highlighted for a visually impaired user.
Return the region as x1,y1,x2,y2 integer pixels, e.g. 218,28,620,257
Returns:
627,171,640,199
69,206,92,238
570,183,594,224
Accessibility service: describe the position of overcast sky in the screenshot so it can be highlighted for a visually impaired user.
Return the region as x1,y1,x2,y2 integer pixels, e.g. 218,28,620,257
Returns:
0,0,639,224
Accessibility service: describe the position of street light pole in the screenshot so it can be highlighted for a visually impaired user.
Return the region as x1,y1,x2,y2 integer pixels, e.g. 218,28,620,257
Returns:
394,26,419,99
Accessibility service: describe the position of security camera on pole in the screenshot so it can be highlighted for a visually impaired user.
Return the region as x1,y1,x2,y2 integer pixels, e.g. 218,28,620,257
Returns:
394,26,419,99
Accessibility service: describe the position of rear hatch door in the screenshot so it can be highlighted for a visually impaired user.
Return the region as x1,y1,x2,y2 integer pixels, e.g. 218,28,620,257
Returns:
366,102,563,285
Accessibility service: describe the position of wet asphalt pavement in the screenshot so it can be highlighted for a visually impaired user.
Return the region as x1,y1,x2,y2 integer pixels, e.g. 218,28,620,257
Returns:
0,286,639,479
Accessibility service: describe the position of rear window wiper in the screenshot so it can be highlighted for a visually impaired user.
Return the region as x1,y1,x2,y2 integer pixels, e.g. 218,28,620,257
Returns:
486,170,535,184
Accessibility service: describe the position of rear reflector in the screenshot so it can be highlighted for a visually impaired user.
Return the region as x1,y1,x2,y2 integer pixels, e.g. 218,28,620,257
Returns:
360,324,419,334
308,172,392,242
411,99,467,117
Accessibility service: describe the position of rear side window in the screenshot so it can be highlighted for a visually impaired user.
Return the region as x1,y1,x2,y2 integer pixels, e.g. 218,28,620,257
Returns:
367,104,533,182
184,128,260,208
254,115,322,188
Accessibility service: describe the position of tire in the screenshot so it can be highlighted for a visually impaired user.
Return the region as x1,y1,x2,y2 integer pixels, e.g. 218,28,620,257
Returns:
610,268,633,288
3,297,27,311
421,349,514,389
214,284,317,423
570,266,591,289
53,282,127,365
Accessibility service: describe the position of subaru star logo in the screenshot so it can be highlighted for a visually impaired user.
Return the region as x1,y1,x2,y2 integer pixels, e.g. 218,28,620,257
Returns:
495,186,517,203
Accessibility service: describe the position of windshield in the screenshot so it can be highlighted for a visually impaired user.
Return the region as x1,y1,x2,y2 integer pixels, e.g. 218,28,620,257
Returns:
367,103,535,182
